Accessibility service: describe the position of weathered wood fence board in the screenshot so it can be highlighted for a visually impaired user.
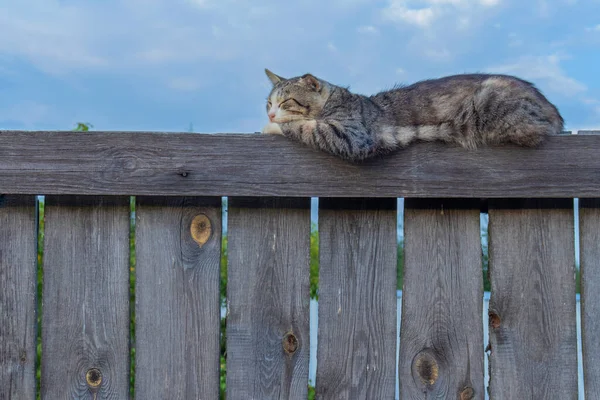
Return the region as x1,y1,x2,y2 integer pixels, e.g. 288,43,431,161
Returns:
41,196,130,399
2,131,600,399
316,198,397,399
134,197,222,399
226,197,311,399
580,198,600,397
399,199,484,399
488,199,577,399
0,195,37,399
2,131,600,198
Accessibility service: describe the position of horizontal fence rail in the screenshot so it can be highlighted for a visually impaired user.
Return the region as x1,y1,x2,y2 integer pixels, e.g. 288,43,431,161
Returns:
0,131,599,197
1,130,599,399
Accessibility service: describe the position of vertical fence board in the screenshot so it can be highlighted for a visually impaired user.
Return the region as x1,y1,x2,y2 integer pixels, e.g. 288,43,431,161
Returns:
316,198,397,399
226,197,311,399
135,197,221,399
42,196,130,399
488,199,577,399
0,195,37,399
399,199,484,399
580,198,600,397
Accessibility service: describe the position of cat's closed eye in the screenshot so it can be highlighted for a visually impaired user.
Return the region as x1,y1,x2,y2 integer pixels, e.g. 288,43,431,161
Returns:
281,99,305,112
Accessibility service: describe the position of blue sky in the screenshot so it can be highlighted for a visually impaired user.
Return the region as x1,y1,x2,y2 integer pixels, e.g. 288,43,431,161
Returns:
0,0,599,133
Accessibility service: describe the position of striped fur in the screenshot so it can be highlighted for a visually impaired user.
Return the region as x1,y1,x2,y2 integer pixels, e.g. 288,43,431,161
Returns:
262,69,564,162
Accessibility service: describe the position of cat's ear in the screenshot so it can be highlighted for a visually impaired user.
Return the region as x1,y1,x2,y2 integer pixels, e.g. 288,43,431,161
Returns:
300,74,322,92
265,69,285,86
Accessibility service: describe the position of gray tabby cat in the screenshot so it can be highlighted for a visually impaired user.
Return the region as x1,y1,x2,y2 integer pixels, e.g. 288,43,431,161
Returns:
262,69,563,161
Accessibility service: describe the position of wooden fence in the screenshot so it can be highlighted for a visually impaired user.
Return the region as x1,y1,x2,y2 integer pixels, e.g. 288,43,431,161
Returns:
1,130,600,399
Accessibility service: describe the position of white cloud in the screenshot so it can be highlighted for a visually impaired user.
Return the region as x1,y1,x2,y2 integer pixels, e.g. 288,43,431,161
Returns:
536,0,550,17
424,48,451,60
486,54,587,97
167,77,204,91
585,24,600,32
581,98,600,117
457,16,470,29
358,25,379,34
0,101,52,128
0,0,596,132
383,4,436,27
486,54,600,129
186,0,213,8
0,2,110,73
508,32,524,47
0,0,278,75
382,0,500,28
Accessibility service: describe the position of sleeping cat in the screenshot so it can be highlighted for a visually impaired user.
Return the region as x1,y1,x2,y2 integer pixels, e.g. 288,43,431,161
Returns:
261,69,563,161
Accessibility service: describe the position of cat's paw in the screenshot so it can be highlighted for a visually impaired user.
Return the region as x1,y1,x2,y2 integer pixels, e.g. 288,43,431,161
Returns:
262,122,283,135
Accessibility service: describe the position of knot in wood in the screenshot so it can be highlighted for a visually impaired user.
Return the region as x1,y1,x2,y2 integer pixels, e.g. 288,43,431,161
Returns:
460,386,475,400
282,332,298,354
19,350,27,364
190,214,211,247
489,312,501,329
85,368,102,388
412,350,439,386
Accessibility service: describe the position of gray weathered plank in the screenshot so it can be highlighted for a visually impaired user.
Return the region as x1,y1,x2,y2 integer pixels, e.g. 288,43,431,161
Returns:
226,197,311,399
580,198,600,397
0,131,599,198
0,195,37,399
488,199,577,399
41,196,130,399
399,199,484,399
135,197,221,399
316,198,397,399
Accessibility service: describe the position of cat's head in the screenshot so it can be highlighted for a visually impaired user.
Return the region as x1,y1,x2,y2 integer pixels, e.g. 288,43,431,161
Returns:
264,69,330,123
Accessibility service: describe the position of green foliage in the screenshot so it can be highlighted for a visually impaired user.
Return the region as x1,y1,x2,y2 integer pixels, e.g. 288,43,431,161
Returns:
308,384,316,399
310,224,319,299
73,122,93,131
220,317,227,399
220,234,228,305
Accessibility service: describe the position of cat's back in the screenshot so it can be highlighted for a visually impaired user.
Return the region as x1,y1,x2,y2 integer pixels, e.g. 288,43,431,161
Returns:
371,72,560,125
371,73,541,112
401,73,536,97
367,72,563,148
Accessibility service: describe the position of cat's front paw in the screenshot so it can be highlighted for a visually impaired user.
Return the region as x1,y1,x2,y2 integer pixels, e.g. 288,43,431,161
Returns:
262,122,283,135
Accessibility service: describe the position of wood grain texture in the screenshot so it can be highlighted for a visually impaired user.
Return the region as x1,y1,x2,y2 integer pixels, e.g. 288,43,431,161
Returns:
316,198,397,399
226,197,311,400
488,199,577,399
0,196,37,399
399,199,484,399
0,131,599,198
580,199,600,398
134,197,221,399
41,196,130,399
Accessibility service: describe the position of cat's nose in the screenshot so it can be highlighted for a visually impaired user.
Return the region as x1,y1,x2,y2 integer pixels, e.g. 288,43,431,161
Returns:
268,113,276,121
